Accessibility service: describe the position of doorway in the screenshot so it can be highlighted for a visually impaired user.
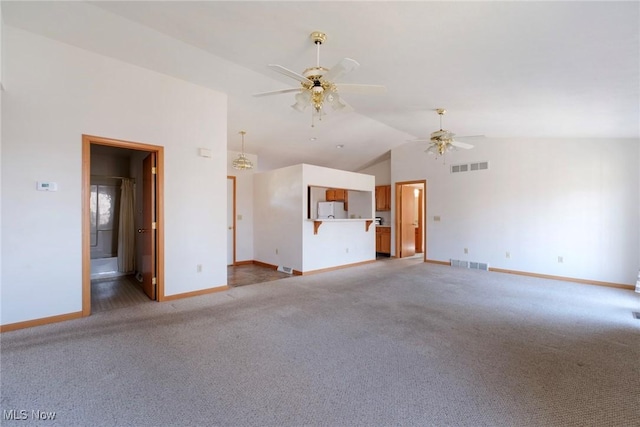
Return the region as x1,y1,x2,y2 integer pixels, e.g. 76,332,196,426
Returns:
82,135,165,316
227,176,236,266
395,180,426,260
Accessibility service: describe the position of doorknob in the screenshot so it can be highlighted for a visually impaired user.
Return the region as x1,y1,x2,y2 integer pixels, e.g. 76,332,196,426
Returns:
138,228,148,233
228,226,233,230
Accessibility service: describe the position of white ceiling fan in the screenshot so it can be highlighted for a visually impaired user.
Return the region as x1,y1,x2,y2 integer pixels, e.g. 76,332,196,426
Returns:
253,31,386,127
412,109,481,158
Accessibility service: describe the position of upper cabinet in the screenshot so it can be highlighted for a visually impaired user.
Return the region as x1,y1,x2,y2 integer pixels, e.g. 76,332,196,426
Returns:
375,185,391,211
326,188,348,210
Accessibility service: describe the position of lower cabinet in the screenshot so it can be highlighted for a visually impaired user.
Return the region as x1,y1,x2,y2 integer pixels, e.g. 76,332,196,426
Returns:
376,227,391,254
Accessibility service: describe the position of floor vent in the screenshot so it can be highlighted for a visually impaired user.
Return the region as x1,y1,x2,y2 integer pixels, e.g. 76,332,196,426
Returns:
633,312,640,320
451,259,489,271
277,266,293,275
451,161,489,174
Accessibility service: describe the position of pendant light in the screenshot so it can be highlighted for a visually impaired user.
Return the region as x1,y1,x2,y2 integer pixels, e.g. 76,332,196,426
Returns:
232,131,253,170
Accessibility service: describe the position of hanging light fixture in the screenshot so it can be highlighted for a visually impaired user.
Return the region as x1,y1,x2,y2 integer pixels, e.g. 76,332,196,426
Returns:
232,131,253,170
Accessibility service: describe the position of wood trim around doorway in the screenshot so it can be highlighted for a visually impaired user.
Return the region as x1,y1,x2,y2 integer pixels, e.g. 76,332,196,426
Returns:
394,180,427,261
227,176,237,266
82,134,165,315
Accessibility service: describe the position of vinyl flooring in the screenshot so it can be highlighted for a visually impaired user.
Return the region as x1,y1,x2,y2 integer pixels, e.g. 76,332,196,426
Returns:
227,264,292,287
91,275,150,313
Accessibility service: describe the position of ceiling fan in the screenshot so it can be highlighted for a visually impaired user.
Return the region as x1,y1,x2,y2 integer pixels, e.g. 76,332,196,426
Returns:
413,109,480,158
253,31,386,126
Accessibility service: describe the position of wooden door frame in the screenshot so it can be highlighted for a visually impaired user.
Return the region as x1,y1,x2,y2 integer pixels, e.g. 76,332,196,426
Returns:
227,175,237,266
82,134,165,316
394,180,427,261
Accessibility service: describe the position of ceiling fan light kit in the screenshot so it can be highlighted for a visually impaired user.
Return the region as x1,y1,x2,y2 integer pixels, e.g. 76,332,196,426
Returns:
232,131,254,170
254,31,386,127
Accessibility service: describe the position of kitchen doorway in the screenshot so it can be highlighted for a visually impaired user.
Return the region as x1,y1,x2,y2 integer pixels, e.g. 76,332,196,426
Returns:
81,135,165,316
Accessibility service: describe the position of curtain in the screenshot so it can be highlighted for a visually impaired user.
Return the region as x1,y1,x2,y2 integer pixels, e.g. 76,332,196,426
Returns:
117,178,136,273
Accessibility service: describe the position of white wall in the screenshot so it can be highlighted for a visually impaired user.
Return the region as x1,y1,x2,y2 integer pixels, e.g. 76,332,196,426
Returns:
0,4,3,322
391,137,640,285
253,164,376,273
302,164,375,272
358,158,391,185
1,27,228,325
253,164,304,271
227,150,258,263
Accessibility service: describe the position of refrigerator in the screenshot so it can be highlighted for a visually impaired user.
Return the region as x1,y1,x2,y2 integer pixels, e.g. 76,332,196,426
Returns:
317,201,347,219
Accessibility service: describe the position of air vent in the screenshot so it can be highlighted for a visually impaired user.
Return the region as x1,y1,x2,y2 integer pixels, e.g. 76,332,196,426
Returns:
451,161,489,174
450,259,489,271
277,266,293,274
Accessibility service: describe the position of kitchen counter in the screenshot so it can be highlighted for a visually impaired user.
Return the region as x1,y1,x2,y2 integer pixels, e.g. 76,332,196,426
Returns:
308,218,375,234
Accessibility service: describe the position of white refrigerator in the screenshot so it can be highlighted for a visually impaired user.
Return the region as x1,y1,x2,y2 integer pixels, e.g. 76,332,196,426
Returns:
317,201,347,219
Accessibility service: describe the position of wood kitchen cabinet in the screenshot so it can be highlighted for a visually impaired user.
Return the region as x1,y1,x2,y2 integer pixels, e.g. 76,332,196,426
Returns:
375,185,391,211
376,227,391,254
326,188,348,210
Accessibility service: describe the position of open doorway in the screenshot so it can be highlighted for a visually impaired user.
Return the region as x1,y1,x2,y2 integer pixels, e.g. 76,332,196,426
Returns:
395,180,426,260
82,135,165,316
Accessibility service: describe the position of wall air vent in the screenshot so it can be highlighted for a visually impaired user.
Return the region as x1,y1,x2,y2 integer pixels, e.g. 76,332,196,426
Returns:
451,161,489,174
450,259,489,271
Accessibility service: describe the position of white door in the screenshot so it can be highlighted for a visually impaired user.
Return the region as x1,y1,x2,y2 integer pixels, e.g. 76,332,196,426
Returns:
227,177,235,266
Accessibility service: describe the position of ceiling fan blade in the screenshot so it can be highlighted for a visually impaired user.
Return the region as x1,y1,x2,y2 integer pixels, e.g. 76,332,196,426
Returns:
253,88,302,97
335,84,387,95
267,64,311,84
450,140,474,149
455,135,485,140
409,138,431,143
323,58,360,82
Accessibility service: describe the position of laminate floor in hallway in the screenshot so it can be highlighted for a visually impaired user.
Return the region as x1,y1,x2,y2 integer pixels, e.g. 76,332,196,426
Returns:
227,264,292,287
91,275,150,313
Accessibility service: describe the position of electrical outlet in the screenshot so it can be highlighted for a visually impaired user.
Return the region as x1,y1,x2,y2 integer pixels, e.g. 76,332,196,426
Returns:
275,248,278,255
197,264,202,273
506,252,510,259
464,248,468,254
346,248,349,253
558,256,563,263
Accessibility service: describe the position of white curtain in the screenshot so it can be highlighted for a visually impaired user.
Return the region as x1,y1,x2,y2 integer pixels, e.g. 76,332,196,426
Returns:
117,178,136,273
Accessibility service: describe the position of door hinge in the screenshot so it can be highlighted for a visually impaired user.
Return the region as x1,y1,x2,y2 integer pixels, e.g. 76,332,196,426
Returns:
152,167,157,174
152,222,157,229
152,277,157,285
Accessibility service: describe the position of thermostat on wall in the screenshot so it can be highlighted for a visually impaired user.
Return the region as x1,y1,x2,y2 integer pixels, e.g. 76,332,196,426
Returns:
37,181,58,191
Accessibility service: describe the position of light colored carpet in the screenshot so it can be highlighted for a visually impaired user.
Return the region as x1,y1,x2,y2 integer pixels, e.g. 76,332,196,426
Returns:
1,259,639,426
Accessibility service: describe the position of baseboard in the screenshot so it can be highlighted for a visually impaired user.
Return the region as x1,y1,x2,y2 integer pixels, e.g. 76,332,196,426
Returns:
233,260,254,266
489,267,634,290
0,311,84,333
301,260,377,276
425,258,634,290
425,259,450,266
161,285,230,301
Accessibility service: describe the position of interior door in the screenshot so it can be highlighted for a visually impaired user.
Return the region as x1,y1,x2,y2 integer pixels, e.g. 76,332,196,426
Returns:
400,185,416,257
227,177,235,266
140,153,156,300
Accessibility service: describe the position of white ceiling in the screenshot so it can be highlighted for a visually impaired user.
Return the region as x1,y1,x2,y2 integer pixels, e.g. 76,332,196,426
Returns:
3,1,639,171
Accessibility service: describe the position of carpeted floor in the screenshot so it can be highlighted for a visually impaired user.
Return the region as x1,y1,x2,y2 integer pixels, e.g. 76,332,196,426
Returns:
1,259,638,426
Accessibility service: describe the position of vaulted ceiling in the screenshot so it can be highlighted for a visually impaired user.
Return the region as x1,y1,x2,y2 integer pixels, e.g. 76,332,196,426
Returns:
4,1,639,171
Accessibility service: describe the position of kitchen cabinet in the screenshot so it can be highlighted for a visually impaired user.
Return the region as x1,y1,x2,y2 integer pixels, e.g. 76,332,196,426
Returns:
376,227,391,254
375,185,391,211
326,188,348,210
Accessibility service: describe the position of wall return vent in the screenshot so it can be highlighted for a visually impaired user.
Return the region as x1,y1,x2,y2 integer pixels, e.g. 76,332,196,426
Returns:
451,161,489,174
450,259,489,271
